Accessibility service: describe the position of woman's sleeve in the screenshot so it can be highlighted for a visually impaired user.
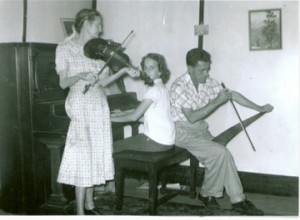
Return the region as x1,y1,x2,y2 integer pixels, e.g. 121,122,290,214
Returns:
143,88,156,102
55,44,69,75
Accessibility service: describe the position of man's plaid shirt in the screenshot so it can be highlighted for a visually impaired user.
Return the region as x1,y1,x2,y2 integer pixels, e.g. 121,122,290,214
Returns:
170,73,222,122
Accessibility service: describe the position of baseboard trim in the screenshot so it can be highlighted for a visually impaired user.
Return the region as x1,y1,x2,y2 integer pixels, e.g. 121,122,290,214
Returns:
166,165,298,197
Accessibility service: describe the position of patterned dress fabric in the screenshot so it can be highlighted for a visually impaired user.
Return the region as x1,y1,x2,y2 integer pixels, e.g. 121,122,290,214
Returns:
55,37,114,187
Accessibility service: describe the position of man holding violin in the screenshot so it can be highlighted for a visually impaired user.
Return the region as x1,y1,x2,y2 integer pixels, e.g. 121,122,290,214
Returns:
170,48,273,215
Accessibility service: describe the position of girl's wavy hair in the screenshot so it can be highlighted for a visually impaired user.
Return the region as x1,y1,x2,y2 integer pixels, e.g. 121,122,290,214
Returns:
74,8,101,33
140,53,171,86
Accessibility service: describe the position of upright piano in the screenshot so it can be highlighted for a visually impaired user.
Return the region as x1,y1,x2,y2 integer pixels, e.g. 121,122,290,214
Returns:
0,43,140,214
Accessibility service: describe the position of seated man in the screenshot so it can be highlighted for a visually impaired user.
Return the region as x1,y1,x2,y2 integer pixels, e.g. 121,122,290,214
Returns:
169,48,273,215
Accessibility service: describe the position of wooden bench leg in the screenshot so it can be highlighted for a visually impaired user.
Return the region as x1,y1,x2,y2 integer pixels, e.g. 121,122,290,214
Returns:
114,162,124,211
148,166,158,215
159,170,167,195
190,155,198,198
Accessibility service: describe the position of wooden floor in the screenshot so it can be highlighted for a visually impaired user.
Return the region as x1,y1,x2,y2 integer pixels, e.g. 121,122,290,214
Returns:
123,178,299,216
0,177,298,216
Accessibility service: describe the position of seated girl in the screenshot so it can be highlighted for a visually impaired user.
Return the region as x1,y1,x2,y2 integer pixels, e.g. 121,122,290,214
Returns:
111,53,175,153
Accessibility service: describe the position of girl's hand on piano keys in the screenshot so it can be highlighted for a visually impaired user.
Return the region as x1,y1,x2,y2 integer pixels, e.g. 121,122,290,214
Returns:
111,109,135,117
111,109,123,117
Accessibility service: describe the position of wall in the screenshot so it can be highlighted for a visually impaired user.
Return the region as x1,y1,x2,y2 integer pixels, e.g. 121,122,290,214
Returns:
98,0,299,177
97,0,199,99
0,0,23,42
203,1,299,177
27,0,92,43
0,0,92,43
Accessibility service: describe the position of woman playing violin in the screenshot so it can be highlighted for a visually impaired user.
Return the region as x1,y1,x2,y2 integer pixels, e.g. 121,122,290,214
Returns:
55,8,139,215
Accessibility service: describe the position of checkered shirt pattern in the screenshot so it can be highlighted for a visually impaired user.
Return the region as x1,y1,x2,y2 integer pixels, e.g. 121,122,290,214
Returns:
170,73,222,122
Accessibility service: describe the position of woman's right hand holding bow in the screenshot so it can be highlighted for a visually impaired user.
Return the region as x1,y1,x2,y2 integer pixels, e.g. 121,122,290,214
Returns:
78,72,98,84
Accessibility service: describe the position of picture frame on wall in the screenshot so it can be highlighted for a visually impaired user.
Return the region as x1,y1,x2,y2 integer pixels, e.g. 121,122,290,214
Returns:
61,18,75,37
249,9,282,51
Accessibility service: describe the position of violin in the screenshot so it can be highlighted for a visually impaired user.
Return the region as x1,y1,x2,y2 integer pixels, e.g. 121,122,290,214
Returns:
84,38,123,60
84,38,131,72
84,36,154,86
82,31,142,94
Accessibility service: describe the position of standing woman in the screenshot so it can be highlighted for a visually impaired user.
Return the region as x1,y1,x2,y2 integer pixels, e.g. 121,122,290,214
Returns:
55,9,139,215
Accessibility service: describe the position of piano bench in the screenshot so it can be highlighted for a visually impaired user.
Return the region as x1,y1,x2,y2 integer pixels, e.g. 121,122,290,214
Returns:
113,146,198,215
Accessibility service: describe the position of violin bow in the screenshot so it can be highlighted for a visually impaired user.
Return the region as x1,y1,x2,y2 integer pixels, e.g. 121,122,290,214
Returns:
213,112,265,146
83,30,134,94
221,83,257,151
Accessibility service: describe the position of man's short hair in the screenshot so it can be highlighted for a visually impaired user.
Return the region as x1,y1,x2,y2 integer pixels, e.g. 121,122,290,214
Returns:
186,48,211,67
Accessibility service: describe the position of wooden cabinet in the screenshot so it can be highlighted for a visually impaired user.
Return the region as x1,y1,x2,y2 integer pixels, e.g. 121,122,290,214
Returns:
26,43,139,214
0,43,139,214
0,43,63,214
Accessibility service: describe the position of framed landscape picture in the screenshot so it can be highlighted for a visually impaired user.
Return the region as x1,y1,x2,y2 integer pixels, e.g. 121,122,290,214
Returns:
249,9,282,51
61,18,75,36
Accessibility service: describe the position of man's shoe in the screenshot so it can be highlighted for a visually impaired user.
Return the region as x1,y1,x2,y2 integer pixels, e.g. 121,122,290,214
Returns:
198,193,220,210
84,208,102,215
232,200,264,215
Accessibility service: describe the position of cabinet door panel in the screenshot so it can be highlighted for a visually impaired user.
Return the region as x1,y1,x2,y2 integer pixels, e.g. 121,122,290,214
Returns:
31,44,67,102
0,44,25,213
